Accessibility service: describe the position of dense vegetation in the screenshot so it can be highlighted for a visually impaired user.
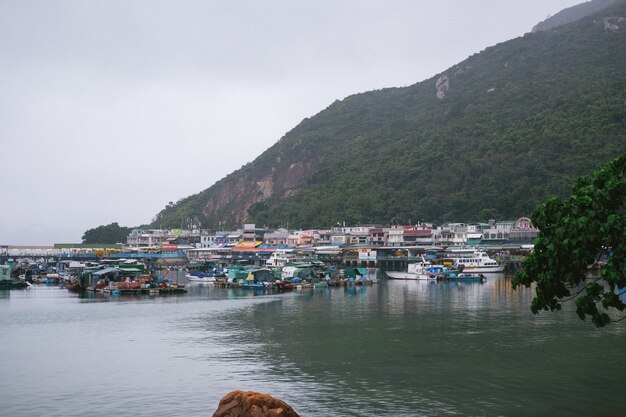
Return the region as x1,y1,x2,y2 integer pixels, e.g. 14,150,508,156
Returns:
513,153,625,327
532,0,618,32
152,0,626,230
82,223,132,244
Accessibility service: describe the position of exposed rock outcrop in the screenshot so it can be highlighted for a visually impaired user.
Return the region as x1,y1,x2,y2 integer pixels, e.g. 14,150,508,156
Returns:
435,75,449,99
196,146,315,225
212,391,300,417
603,16,624,31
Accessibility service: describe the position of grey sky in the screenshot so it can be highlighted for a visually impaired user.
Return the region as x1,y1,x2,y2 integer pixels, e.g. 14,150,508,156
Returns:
1,0,583,245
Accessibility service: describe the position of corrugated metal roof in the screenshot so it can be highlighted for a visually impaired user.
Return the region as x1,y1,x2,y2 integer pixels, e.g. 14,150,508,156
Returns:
92,267,119,276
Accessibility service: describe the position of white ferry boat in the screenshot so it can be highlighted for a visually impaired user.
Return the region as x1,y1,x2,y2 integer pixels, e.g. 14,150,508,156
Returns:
444,248,505,273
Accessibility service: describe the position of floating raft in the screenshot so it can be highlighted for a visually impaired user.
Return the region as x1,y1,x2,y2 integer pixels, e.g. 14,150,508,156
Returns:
95,285,187,295
0,280,29,289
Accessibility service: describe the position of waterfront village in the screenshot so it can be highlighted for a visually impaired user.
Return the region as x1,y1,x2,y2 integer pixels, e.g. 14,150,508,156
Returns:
0,218,538,292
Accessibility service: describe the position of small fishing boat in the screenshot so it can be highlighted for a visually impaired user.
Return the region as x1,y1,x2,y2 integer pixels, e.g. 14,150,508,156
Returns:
186,275,216,283
235,268,274,289
274,280,294,291
67,282,86,291
0,279,29,289
386,259,437,280
342,267,376,285
446,272,487,283
265,250,292,268
240,281,269,289
0,265,29,289
186,271,216,283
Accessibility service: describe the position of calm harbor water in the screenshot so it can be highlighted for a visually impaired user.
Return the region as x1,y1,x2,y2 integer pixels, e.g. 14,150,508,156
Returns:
1,276,625,417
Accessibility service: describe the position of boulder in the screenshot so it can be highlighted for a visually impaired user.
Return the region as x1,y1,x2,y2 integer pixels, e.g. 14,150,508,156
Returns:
212,390,300,417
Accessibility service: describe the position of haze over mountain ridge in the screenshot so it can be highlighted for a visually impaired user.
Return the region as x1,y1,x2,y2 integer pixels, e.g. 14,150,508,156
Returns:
532,0,618,31
149,0,626,231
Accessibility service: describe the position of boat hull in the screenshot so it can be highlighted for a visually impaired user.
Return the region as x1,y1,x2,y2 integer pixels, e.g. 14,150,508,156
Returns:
186,275,216,283
447,273,487,282
455,265,504,273
275,282,294,290
386,271,436,280
0,280,29,289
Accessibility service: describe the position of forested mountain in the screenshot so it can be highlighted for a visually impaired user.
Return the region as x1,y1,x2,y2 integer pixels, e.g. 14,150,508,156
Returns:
152,0,626,230
532,0,618,32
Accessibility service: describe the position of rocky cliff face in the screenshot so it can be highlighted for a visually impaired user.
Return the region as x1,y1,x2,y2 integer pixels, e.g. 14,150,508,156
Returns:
603,15,624,31
197,145,317,225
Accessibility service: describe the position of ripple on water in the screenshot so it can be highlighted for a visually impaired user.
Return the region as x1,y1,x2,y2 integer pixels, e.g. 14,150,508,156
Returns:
1,282,625,417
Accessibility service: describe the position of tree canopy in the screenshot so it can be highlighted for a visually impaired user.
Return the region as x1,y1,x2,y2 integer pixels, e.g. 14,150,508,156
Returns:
513,153,626,327
82,222,132,244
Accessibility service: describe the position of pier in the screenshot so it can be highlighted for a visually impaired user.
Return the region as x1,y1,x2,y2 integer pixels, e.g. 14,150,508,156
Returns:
96,286,187,295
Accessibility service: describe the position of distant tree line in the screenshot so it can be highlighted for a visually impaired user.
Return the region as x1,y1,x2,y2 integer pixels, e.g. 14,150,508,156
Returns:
82,222,132,244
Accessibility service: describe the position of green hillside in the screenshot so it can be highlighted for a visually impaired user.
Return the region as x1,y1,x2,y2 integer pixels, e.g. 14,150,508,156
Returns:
532,0,618,32
152,0,626,230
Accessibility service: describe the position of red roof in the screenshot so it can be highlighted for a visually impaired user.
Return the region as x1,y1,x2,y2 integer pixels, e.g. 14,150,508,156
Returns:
404,229,432,237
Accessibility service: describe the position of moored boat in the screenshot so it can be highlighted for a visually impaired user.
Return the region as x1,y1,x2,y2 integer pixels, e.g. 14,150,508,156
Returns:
0,265,29,289
265,250,292,268
186,271,216,283
274,280,294,291
0,279,29,289
342,267,377,285
445,272,487,283
386,259,437,280
231,267,275,289
445,248,505,273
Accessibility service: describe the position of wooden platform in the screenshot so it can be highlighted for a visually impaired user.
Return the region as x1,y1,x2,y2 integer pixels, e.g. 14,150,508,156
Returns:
97,286,187,295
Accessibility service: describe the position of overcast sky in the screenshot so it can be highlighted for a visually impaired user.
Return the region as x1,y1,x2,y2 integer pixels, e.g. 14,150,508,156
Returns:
1,0,583,245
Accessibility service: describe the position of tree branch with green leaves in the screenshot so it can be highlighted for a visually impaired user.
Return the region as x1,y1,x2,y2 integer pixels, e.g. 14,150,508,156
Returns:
513,153,626,327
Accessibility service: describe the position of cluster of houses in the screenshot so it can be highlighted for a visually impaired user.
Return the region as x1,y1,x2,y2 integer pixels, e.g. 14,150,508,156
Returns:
127,218,537,251
1,218,537,267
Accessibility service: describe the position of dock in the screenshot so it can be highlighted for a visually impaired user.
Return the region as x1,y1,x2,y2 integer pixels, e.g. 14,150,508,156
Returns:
90,285,187,295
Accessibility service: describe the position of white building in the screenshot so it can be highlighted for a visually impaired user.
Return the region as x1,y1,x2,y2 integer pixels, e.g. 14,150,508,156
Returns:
387,227,404,246
126,229,169,249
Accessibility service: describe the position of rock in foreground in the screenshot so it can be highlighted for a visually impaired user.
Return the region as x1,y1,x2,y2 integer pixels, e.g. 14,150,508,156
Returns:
212,390,300,417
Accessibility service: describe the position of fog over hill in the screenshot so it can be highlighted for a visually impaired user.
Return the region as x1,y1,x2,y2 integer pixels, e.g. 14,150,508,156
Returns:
0,0,615,244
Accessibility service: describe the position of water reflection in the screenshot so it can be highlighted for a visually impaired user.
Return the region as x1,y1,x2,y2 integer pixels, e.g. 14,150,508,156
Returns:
212,277,626,416
1,279,625,417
